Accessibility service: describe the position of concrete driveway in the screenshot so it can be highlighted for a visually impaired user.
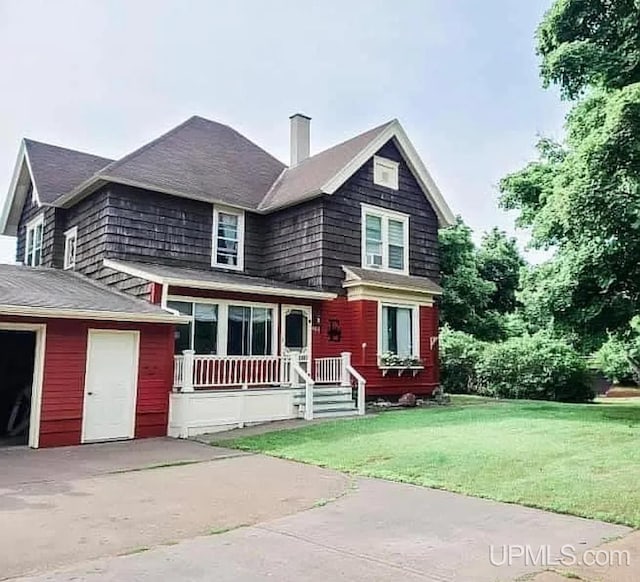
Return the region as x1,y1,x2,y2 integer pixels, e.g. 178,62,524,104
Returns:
0,439,632,582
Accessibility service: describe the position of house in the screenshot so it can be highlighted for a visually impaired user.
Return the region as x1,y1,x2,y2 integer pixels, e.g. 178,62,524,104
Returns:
0,114,454,447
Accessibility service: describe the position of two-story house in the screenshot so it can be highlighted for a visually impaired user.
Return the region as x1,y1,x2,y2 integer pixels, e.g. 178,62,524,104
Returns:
0,114,454,448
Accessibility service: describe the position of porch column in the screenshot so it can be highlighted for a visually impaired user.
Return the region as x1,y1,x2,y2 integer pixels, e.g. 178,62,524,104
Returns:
340,352,352,387
182,349,195,392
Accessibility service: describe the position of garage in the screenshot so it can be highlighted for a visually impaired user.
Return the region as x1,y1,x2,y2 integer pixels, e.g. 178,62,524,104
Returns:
0,329,37,446
0,265,186,448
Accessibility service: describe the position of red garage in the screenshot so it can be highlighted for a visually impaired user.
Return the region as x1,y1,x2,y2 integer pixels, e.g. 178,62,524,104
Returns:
0,265,182,448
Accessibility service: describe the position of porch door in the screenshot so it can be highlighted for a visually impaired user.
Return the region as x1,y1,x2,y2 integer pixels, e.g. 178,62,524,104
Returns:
281,305,312,371
83,330,139,443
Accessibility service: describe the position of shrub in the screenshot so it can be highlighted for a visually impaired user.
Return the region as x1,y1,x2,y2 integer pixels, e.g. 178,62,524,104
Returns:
439,327,486,393
593,335,638,385
475,332,593,402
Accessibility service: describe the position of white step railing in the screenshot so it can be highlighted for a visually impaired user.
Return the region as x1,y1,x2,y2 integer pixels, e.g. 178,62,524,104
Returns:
314,356,342,384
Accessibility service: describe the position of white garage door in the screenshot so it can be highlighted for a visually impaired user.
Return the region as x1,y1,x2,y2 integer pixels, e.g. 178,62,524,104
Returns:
83,330,139,443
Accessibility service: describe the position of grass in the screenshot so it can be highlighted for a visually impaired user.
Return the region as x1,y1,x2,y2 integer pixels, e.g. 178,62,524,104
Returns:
214,396,640,527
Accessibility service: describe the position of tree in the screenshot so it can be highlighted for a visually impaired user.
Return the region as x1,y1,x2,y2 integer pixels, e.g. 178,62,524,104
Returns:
477,228,525,314
499,0,640,349
439,218,497,339
537,0,640,99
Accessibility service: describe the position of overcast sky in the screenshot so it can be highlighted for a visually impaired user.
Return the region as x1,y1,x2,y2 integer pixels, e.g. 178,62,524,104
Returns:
0,0,566,264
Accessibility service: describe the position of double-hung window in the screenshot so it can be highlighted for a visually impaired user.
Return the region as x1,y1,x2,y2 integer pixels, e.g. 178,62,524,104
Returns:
361,204,409,273
63,227,78,270
25,214,44,267
213,206,244,270
381,304,417,357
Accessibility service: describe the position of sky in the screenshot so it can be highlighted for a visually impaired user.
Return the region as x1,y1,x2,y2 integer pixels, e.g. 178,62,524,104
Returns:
0,0,567,264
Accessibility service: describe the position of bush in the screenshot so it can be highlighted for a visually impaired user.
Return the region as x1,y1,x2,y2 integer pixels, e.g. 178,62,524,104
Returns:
593,336,638,385
475,333,593,402
439,327,486,393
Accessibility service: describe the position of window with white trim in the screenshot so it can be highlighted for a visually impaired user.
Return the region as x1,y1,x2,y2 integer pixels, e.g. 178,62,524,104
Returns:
212,206,244,270
373,156,399,190
380,304,418,357
361,204,409,273
25,214,44,267
63,227,78,270
167,299,274,356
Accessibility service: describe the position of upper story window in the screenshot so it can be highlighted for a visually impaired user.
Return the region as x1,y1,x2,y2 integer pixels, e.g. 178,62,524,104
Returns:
63,227,78,270
361,204,409,274
212,206,244,270
25,214,44,267
373,156,399,190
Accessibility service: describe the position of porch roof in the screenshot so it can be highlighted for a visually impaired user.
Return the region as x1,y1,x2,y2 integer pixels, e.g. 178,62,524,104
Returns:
0,264,188,323
342,266,443,296
103,259,337,301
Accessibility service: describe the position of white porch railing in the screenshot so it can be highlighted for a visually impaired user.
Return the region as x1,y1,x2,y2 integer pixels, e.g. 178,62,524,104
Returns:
173,350,366,417
314,356,342,384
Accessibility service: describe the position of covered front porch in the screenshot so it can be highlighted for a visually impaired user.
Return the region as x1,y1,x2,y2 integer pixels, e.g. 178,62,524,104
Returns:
169,351,365,437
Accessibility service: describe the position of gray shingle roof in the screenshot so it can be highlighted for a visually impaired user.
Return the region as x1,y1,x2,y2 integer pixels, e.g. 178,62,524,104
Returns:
105,260,335,298
24,139,112,204
96,116,286,209
259,121,394,211
0,264,183,322
342,265,443,295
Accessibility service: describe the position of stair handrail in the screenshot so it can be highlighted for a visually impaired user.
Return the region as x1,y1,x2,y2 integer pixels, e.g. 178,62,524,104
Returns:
290,352,315,421
341,352,366,416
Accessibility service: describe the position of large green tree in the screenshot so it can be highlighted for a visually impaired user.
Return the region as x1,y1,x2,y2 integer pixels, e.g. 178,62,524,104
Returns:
499,0,640,349
439,219,524,341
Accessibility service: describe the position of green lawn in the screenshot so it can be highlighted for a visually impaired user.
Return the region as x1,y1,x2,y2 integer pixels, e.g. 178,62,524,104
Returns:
214,396,640,527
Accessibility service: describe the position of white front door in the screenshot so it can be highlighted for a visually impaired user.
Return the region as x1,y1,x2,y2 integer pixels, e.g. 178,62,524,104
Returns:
83,330,139,443
281,305,312,370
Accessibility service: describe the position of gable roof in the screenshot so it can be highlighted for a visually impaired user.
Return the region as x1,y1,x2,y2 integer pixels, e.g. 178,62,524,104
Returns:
0,264,186,323
261,119,455,225
0,140,113,236
259,121,393,211
56,116,286,210
2,115,455,235
24,140,113,204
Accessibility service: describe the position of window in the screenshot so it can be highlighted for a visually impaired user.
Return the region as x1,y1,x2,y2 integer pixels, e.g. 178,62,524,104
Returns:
168,301,194,355
361,204,409,273
227,306,273,356
213,206,244,270
25,214,44,267
373,156,399,190
167,299,274,356
381,304,417,357
63,227,78,270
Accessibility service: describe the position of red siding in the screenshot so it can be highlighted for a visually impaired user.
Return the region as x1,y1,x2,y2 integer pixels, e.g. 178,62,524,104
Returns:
0,315,174,448
313,298,440,399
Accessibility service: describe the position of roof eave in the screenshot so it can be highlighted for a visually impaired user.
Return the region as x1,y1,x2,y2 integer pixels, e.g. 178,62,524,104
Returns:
0,304,189,324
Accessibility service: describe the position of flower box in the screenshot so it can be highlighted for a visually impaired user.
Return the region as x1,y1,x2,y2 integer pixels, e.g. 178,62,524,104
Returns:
379,365,424,377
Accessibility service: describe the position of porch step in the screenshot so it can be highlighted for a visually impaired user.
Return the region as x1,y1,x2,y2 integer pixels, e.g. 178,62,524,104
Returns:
311,408,360,419
292,384,359,419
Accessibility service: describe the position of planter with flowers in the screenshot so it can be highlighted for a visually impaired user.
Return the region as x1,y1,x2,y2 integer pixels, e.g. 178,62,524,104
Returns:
379,352,424,376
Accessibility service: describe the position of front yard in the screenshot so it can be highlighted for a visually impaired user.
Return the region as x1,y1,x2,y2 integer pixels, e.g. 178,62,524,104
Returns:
216,396,640,527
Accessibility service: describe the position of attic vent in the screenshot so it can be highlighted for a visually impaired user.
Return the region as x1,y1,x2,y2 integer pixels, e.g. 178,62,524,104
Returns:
373,156,399,190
